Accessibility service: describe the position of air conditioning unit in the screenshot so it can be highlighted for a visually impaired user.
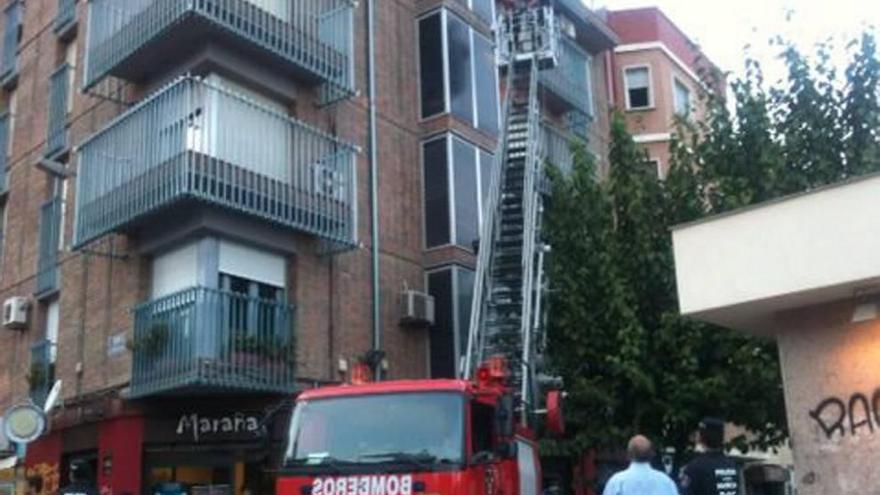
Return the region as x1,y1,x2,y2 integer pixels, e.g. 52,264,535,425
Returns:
399,290,435,328
3,297,29,330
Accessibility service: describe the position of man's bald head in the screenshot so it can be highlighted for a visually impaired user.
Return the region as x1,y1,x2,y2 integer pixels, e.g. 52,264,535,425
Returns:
627,435,655,463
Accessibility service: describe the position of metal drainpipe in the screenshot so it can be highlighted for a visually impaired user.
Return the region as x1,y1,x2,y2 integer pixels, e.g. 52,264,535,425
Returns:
366,0,382,380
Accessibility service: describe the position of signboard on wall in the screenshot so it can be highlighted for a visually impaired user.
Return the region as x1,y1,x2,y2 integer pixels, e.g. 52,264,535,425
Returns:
147,411,268,444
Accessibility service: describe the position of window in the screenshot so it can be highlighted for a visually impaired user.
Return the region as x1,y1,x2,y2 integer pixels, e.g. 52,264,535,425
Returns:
427,265,475,378
422,134,494,249
646,158,662,179
674,77,692,116
418,14,445,118
418,10,499,135
1,1,22,78
453,0,495,25
220,273,284,338
624,66,652,110
559,14,577,39
471,401,494,454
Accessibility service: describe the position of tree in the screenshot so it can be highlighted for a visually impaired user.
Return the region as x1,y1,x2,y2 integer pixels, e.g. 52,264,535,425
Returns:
544,29,879,461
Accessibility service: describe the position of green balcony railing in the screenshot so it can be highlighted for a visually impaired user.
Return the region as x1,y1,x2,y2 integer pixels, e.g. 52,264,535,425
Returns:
54,0,78,37
29,340,56,408
0,1,21,86
75,76,358,248
0,112,9,194
130,286,296,398
47,64,71,157
84,0,355,100
36,197,62,297
540,35,593,116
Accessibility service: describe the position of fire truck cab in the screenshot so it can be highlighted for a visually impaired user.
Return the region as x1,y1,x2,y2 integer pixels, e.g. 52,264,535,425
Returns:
278,373,548,495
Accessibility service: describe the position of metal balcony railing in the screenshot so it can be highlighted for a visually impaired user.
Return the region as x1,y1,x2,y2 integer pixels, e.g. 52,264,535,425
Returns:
75,76,358,248
47,64,71,157
0,1,21,85
55,0,78,36
29,340,56,407
0,112,9,194
541,122,587,176
130,286,296,398
36,197,62,297
84,0,355,99
540,35,593,115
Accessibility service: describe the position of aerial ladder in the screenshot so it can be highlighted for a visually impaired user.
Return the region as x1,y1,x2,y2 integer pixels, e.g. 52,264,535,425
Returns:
463,1,560,427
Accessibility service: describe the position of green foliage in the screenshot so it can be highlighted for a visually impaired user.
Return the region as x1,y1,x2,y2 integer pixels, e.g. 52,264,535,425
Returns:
544,30,879,460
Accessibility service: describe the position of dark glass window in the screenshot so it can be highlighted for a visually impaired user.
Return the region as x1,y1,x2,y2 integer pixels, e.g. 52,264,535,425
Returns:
427,266,475,379
447,14,474,124
453,138,479,249
474,33,499,135
625,67,651,109
423,139,451,247
456,268,474,358
480,150,493,207
419,14,445,118
472,0,494,24
428,270,455,378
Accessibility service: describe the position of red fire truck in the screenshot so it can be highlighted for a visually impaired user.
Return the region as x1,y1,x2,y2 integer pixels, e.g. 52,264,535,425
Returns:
278,2,564,493
278,361,564,495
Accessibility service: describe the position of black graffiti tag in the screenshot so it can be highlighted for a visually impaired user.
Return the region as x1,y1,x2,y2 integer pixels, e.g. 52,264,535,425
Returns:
809,388,880,440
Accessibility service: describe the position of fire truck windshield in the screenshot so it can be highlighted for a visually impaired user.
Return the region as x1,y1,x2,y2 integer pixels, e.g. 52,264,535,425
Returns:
284,392,465,470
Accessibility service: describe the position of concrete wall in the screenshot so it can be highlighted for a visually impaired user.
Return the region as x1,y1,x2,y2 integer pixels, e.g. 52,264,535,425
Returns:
777,300,880,494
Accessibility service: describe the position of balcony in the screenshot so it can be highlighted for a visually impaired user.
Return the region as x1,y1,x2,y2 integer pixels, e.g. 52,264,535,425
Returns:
541,123,588,176
74,76,358,248
54,0,78,41
540,36,593,117
84,0,355,99
47,64,71,158
29,340,56,408
130,286,296,398
0,1,21,90
36,197,62,298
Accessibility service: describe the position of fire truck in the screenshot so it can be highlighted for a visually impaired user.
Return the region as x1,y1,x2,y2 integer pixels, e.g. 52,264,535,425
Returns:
278,2,564,494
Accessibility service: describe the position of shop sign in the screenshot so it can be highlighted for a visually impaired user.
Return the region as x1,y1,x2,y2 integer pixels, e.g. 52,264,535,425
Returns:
175,412,262,442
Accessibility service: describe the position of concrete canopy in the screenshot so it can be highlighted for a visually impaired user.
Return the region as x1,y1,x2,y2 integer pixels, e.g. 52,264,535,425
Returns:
672,172,880,334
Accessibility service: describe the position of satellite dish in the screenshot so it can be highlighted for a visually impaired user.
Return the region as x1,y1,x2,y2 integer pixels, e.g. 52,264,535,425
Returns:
3,404,47,445
44,380,62,413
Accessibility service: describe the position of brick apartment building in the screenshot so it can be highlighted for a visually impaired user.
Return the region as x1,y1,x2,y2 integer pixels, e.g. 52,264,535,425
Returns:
0,0,617,493
607,7,724,178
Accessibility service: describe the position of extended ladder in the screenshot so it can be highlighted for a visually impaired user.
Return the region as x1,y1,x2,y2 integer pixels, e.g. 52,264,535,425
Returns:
463,5,558,426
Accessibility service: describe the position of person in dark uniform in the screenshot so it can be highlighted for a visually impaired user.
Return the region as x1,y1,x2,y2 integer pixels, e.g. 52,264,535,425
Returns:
59,460,99,495
678,418,740,495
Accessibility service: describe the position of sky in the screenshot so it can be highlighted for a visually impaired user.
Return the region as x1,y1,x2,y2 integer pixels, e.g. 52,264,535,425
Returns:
593,0,879,85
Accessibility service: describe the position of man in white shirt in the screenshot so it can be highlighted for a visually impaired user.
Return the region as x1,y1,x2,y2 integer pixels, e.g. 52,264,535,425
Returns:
602,435,678,495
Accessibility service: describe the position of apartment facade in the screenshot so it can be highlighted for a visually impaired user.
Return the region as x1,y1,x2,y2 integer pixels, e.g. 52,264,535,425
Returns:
0,1,615,493
607,7,723,178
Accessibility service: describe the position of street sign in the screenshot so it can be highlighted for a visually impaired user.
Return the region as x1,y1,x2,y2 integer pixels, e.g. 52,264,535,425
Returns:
2,404,47,445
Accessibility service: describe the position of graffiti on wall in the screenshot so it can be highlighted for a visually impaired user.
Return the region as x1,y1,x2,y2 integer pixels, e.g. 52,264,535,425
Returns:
809,388,880,440
25,463,60,495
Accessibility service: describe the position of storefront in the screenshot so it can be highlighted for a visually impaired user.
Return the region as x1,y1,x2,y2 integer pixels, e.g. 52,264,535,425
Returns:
22,396,289,495
141,403,288,495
